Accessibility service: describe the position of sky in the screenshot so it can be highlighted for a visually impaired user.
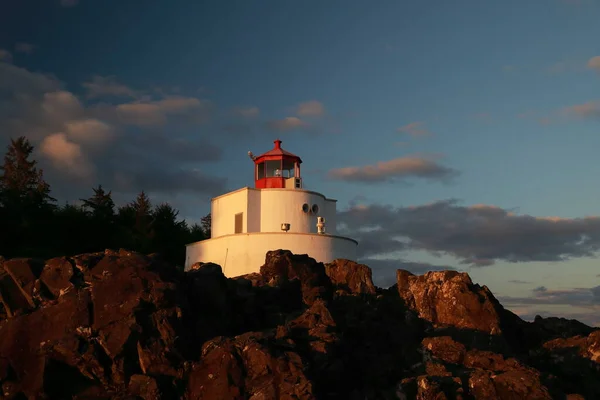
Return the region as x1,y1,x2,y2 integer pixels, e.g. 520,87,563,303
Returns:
1,0,599,326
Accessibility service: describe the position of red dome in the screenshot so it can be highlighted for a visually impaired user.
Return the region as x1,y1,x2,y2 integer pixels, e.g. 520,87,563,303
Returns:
253,140,302,189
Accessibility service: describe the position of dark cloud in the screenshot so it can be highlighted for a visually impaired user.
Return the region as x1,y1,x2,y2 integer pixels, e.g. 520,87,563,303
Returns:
508,279,532,284
82,75,139,99
499,285,600,307
328,155,458,184
0,60,225,207
338,200,600,266
15,43,35,54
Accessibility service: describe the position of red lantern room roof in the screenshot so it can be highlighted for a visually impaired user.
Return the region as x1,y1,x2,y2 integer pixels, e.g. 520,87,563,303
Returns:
254,139,302,164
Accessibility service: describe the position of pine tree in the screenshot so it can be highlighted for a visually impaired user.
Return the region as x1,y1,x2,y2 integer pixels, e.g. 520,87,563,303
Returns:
200,212,211,238
80,185,117,251
0,136,54,208
129,191,154,253
151,203,189,265
0,136,55,257
80,185,115,220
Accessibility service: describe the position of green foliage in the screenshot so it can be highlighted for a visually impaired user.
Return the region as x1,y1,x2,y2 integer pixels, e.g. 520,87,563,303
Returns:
0,137,210,266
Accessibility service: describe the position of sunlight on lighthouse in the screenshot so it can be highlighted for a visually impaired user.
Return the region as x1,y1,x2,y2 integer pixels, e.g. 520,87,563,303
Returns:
184,139,358,276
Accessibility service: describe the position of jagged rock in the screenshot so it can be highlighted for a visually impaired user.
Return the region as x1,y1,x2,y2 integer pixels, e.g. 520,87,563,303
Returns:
0,250,596,399
396,269,502,334
542,330,600,362
128,374,161,399
39,256,75,298
260,250,332,306
422,336,466,364
324,259,377,295
186,333,314,399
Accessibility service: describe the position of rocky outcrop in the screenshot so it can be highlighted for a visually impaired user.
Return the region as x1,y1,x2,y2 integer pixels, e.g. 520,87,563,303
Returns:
0,249,597,399
324,259,377,295
396,269,503,334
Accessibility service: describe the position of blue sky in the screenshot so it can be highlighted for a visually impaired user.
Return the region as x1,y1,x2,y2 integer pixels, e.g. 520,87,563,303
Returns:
1,0,599,325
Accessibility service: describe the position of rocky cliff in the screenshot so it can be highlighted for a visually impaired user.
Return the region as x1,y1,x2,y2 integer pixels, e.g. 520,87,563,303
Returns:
0,249,598,399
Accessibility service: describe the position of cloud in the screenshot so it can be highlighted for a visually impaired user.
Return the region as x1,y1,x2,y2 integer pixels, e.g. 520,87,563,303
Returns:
338,199,600,266
266,116,308,132
328,155,458,184
15,43,35,54
116,96,213,126
500,285,599,307
60,0,78,7
0,49,13,63
508,279,532,284
0,61,225,205
40,133,94,179
563,101,600,119
64,119,114,148
83,75,139,99
588,56,600,72
232,106,260,118
397,121,431,137
296,100,325,117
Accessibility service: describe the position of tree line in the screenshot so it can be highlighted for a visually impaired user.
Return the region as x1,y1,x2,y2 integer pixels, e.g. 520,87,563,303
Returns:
0,136,211,267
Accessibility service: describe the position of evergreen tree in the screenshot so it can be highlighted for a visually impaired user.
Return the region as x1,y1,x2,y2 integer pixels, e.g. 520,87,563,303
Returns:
0,136,54,208
128,191,154,253
151,203,189,265
80,185,115,220
0,137,55,257
200,212,211,238
80,185,117,250
188,223,206,243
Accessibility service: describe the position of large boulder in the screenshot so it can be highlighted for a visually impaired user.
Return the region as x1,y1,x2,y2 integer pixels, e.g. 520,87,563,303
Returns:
186,332,314,400
0,249,597,399
324,259,377,295
396,269,503,334
259,250,333,306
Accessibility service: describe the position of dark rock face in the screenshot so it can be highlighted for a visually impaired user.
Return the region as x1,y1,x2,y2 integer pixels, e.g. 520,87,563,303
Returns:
0,249,598,399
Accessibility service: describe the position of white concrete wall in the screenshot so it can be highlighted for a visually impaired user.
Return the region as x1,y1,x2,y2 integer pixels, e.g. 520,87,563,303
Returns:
323,199,337,234
211,189,248,237
246,189,261,233
210,187,339,237
185,232,358,277
257,189,333,234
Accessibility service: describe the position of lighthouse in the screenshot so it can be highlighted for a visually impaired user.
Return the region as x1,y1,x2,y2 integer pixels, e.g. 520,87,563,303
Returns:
184,139,358,276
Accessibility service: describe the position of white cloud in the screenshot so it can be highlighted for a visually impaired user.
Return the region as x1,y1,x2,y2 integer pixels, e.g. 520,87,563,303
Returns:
232,106,260,118
116,96,212,126
296,100,325,117
65,119,114,147
42,91,84,121
397,121,431,137
266,116,308,132
40,133,94,178
328,155,458,184
587,56,600,72
82,75,139,99
564,101,600,119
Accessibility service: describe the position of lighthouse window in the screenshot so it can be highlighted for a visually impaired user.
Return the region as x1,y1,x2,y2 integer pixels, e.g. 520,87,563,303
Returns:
282,159,296,178
265,160,282,177
257,162,265,179
234,212,243,233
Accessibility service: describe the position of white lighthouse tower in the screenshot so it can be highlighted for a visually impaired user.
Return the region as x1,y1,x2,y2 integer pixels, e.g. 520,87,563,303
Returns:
184,139,358,276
